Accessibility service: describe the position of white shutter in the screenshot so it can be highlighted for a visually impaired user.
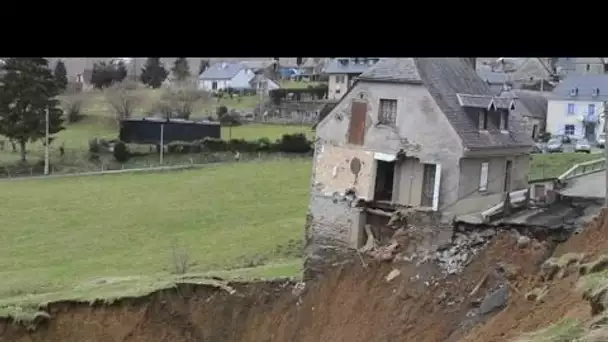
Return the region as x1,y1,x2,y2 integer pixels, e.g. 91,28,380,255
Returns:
432,164,442,211
479,162,489,192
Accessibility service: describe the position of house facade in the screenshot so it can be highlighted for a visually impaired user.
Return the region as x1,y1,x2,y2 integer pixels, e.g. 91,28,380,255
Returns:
324,58,380,100
307,58,533,259
546,74,608,142
197,62,255,92
501,89,549,140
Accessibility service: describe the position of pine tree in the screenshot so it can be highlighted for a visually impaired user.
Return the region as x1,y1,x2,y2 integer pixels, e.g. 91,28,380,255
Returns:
53,60,68,91
140,58,168,88
172,58,190,81
0,58,65,162
198,59,210,75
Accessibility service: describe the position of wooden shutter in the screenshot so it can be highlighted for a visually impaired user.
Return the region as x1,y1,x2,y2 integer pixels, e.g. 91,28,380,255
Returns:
348,101,367,145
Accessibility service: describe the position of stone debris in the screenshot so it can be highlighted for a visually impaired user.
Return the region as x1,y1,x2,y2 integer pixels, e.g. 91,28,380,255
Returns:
434,230,496,275
385,269,401,282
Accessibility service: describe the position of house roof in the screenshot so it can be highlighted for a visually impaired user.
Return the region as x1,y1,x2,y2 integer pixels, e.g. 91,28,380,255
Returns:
324,58,378,75
501,89,549,119
355,58,533,151
552,74,608,101
240,60,275,71
199,62,244,80
476,67,510,85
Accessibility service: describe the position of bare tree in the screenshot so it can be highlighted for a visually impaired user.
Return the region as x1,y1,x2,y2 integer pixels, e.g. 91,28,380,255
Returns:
158,86,209,120
105,80,142,125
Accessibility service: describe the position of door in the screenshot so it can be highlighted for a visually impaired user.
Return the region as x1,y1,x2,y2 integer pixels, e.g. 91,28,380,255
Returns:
585,122,596,141
504,160,513,192
421,164,437,208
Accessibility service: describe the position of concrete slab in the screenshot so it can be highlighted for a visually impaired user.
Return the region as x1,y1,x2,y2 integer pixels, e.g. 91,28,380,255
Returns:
559,172,605,199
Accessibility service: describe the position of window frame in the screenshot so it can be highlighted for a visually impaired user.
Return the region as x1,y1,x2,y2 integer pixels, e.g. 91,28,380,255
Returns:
564,124,575,136
567,103,575,115
378,98,398,126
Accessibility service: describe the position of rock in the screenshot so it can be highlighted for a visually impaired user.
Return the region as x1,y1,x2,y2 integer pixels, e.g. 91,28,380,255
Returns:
479,286,509,315
386,269,401,282
517,235,531,248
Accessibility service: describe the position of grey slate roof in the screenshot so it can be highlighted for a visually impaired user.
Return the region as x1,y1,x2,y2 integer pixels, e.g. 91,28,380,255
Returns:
476,67,511,85
355,58,533,151
552,74,608,101
500,89,549,119
456,94,515,110
199,62,244,80
324,58,378,75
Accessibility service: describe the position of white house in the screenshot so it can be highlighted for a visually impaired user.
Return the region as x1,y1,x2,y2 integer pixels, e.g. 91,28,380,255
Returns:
546,75,608,142
324,58,380,100
198,62,255,92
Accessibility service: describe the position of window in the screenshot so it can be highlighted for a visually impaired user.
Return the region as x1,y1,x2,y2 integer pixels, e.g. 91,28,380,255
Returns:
479,162,489,192
378,99,397,125
587,64,591,72
567,103,575,114
501,111,509,130
335,75,345,83
212,81,217,90
564,124,575,136
589,104,596,115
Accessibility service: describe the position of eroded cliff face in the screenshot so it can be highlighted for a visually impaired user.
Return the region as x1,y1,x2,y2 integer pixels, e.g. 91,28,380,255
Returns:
2,206,600,342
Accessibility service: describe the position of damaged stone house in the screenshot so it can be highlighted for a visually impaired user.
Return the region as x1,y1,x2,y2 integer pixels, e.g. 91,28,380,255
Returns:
306,58,534,262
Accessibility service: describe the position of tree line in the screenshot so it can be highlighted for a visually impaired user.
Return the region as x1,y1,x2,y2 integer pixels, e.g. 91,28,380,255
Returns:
0,58,213,163
87,58,211,89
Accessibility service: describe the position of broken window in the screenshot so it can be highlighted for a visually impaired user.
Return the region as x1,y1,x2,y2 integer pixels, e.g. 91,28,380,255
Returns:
479,162,489,192
378,99,397,125
348,101,367,145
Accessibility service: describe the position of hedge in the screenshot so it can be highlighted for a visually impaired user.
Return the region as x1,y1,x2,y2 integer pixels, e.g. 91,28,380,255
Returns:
166,133,312,154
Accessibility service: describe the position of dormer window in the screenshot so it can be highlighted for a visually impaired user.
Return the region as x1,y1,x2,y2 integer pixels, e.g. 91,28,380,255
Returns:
570,88,579,97
339,59,349,66
592,88,600,97
478,110,489,130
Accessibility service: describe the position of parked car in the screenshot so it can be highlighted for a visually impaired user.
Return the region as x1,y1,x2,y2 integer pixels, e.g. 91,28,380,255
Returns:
554,134,572,144
598,133,606,148
546,138,563,153
575,138,592,153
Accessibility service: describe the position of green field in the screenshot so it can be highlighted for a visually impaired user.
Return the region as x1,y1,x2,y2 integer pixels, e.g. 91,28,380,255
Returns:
0,159,311,317
529,153,601,180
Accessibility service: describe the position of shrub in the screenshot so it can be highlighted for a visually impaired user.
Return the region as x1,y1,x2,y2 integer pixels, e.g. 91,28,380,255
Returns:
65,99,84,123
88,138,101,161
113,141,130,162
274,133,312,153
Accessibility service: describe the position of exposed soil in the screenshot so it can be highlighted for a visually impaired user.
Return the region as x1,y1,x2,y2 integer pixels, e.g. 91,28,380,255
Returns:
1,209,606,342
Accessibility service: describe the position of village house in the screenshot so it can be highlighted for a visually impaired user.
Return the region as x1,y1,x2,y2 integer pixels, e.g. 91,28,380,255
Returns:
556,58,608,77
307,58,533,257
546,74,608,142
501,89,549,140
197,62,255,92
324,58,380,100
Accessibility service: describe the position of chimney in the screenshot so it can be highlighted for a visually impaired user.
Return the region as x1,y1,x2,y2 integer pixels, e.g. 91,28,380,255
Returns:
465,58,477,70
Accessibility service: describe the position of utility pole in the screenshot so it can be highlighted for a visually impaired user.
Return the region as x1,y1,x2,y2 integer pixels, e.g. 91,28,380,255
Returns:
44,108,49,175
604,101,608,206
159,124,164,165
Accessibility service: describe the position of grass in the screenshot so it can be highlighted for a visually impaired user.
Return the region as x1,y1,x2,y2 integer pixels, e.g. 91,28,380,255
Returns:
0,159,311,317
517,319,585,342
529,153,602,180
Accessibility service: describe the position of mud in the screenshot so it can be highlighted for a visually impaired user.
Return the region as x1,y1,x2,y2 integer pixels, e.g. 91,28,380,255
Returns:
1,207,604,342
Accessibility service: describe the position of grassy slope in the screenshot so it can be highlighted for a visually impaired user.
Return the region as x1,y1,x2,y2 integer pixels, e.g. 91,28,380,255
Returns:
529,153,602,180
0,159,311,315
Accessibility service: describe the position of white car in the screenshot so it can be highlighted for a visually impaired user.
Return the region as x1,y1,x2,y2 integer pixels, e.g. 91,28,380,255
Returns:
575,138,591,153
598,133,606,148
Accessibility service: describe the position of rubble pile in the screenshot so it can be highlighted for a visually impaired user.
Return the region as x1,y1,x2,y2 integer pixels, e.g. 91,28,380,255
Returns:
435,229,496,274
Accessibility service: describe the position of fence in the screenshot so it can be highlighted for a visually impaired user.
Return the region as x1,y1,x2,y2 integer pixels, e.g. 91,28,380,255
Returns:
0,147,312,179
